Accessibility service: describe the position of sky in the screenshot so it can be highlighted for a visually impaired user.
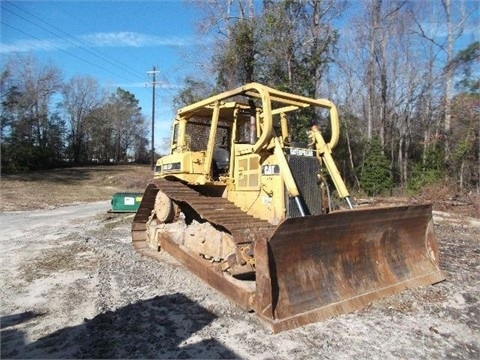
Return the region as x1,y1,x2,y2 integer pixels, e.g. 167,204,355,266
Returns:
1,0,478,153
0,0,205,152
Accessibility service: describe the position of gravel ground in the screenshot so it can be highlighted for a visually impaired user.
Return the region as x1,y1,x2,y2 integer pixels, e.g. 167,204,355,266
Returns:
1,203,479,359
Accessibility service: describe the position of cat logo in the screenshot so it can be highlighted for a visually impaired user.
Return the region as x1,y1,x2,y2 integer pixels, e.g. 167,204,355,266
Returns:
262,164,280,175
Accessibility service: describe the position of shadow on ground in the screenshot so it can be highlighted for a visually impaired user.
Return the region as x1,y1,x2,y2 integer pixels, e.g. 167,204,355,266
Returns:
1,293,239,359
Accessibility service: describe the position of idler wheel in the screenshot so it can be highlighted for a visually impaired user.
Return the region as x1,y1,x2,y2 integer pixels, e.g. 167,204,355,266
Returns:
154,191,176,223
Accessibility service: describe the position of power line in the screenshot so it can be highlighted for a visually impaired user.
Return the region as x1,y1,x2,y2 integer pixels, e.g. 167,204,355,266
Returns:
5,1,145,82
1,2,145,83
1,20,138,83
0,21,58,52
50,0,147,68
1,5,138,83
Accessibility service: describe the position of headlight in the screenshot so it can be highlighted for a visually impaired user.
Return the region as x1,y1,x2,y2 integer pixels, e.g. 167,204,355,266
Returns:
162,162,181,172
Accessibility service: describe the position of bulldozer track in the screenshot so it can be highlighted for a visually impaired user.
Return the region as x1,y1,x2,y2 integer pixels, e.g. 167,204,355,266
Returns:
132,178,277,250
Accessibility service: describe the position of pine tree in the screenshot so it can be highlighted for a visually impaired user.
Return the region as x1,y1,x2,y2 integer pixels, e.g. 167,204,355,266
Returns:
360,136,394,196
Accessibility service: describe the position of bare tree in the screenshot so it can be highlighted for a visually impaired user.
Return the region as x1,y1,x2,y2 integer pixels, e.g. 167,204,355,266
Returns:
450,93,480,192
335,0,447,188
411,0,474,165
92,88,147,163
1,55,63,171
62,76,104,163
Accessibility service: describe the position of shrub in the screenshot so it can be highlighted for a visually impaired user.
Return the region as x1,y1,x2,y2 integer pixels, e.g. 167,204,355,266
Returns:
407,147,444,195
360,137,394,196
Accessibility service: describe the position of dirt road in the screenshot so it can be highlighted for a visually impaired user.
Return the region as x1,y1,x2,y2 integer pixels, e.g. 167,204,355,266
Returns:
1,203,479,359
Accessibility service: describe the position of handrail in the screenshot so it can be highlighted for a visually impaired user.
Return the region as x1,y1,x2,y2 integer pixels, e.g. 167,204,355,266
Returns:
176,82,340,153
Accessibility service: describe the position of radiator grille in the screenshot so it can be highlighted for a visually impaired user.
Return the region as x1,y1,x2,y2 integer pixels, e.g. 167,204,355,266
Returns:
286,154,322,218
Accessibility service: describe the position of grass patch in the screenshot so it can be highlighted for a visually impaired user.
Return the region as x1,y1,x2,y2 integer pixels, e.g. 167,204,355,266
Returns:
1,164,153,212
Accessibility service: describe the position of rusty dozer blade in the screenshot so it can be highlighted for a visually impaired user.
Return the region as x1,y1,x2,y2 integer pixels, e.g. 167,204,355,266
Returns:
253,204,445,332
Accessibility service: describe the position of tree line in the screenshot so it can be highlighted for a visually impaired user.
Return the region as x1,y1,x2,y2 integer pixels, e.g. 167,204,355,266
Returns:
175,0,479,195
1,55,149,174
1,0,478,196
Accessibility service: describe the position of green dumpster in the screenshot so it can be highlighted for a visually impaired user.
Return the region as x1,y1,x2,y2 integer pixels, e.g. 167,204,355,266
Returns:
109,192,143,213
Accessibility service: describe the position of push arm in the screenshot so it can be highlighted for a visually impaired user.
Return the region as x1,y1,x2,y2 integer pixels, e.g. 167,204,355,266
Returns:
311,125,354,209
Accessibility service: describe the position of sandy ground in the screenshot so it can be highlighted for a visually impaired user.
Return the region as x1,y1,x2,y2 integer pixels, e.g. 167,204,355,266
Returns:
1,202,479,359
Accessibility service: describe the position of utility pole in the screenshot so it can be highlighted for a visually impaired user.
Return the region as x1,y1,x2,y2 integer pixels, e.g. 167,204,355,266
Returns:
146,66,160,169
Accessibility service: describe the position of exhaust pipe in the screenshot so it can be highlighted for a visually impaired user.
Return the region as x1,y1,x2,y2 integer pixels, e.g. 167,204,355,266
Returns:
249,99,256,144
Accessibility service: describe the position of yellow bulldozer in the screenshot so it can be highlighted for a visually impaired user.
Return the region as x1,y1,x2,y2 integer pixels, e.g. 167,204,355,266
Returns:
132,83,444,332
